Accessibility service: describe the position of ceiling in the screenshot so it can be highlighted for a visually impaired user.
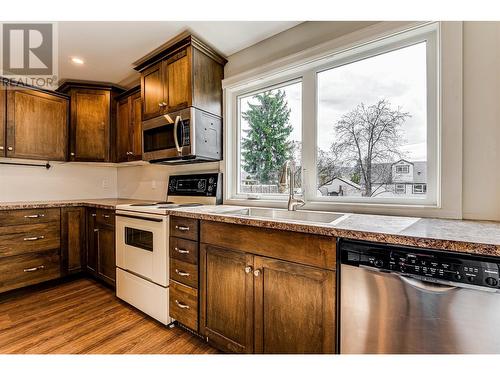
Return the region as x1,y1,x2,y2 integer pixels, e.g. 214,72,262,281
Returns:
57,21,302,87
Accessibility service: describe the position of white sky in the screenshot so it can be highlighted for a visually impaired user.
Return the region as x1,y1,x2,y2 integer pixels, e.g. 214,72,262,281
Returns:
239,41,427,162
317,42,427,161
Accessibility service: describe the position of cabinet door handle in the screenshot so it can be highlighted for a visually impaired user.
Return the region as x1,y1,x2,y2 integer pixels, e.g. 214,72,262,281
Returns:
24,265,45,272
91,213,97,217
7,146,13,151
70,152,75,156
174,247,190,254
23,236,45,241
253,269,261,277
175,225,190,232
245,266,253,274
175,269,190,277
94,228,99,232
174,300,190,309
103,215,110,218
0,146,4,150
24,214,45,218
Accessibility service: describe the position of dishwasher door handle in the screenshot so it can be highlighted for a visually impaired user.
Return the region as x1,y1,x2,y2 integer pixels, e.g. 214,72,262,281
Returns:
398,275,458,293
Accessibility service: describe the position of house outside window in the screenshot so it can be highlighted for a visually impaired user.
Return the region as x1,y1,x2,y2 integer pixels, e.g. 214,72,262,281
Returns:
226,23,439,207
395,165,410,174
395,184,406,194
413,184,427,194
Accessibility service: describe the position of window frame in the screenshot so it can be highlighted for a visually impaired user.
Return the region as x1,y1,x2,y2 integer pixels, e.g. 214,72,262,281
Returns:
225,22,441,209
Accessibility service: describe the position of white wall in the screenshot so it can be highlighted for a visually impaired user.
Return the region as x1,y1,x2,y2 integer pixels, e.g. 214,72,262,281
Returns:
462,22,500,221
225,21,379,78
0,161,117,202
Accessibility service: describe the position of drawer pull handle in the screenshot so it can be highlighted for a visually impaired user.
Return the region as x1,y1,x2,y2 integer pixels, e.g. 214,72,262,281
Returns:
175,225,190,231
103,215,110,218
175,269,190,277
245,266,253,274
175,300,190,309
24,214,45,218
24,236,45,241
24,265,45,272
175,247,190,254
91,213,97,217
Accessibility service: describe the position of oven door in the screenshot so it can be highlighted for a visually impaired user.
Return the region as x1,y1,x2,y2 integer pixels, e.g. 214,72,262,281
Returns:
115,211,168,286
142,108,193,161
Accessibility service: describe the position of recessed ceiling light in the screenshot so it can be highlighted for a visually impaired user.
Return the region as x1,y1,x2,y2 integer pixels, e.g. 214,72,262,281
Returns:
71,57,84,65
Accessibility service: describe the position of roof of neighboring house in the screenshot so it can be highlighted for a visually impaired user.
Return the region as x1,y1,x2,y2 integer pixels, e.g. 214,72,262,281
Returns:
323,177,361,190
391,159,414,166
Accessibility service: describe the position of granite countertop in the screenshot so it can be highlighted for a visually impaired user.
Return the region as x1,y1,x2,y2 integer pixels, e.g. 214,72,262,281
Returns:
3,199,500,257
163,205,500,257
0,198,153,210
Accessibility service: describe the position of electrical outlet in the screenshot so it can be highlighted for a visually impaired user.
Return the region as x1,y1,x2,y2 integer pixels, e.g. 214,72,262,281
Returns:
102,179,109,189
151,180,157,189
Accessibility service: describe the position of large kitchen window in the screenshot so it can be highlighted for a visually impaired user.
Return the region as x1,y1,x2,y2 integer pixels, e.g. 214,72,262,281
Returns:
226,23,439,207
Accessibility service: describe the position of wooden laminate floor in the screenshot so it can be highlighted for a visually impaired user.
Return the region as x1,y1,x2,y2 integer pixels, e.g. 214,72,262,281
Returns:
0,278,217,354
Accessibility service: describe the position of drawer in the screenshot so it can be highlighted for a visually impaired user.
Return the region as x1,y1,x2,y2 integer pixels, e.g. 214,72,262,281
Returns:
0,221,60,257
0,208,60,227
169,280,198,331
0,249,61,294
170,216,199,241
96,209,115,227
170,237,198,264
170,258,198,288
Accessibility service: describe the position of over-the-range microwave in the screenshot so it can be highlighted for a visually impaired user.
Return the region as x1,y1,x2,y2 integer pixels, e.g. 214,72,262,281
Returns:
142,107,222,164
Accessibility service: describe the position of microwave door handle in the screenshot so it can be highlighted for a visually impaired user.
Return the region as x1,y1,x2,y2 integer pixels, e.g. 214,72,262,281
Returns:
173,115,182,155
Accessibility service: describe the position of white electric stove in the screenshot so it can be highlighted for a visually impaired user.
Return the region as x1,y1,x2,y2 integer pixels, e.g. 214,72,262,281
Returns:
115,172,221,324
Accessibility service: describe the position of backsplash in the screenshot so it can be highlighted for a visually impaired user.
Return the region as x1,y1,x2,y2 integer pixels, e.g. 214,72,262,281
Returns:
0,161,117,202
117,161,222,201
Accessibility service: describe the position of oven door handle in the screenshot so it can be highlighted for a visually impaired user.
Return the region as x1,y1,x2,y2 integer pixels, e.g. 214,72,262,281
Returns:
173,115,183,155
115,213,164,223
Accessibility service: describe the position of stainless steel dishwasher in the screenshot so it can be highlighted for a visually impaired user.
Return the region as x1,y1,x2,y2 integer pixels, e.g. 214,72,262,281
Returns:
339,239,500,354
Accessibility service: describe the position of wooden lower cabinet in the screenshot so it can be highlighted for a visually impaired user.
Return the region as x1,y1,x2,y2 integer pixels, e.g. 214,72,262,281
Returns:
200,244,254,353
96,223,116,285
253,257,335,354
61,207,86,274
200,241,336,354
86,208,116,286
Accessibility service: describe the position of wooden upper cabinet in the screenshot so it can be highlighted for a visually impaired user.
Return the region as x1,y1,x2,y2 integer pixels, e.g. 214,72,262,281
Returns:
57,81,124,162
5,87,68,161
200,244,254,353
134,32,226,120
164,47,192,111
0,83,6,157
116,96,130,162
130,91,142,158
141,62,165,120
116,87,142,162
253,257,336,354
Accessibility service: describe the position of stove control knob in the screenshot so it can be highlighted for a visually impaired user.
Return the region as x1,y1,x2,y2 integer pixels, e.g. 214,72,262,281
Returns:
454,273,462,281
374,259,384,268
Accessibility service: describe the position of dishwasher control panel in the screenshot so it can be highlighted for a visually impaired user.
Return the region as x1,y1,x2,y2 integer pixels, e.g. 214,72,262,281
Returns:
341,240,500,289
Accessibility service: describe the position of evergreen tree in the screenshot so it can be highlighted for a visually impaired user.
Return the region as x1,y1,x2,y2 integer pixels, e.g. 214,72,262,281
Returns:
241,90,293,185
